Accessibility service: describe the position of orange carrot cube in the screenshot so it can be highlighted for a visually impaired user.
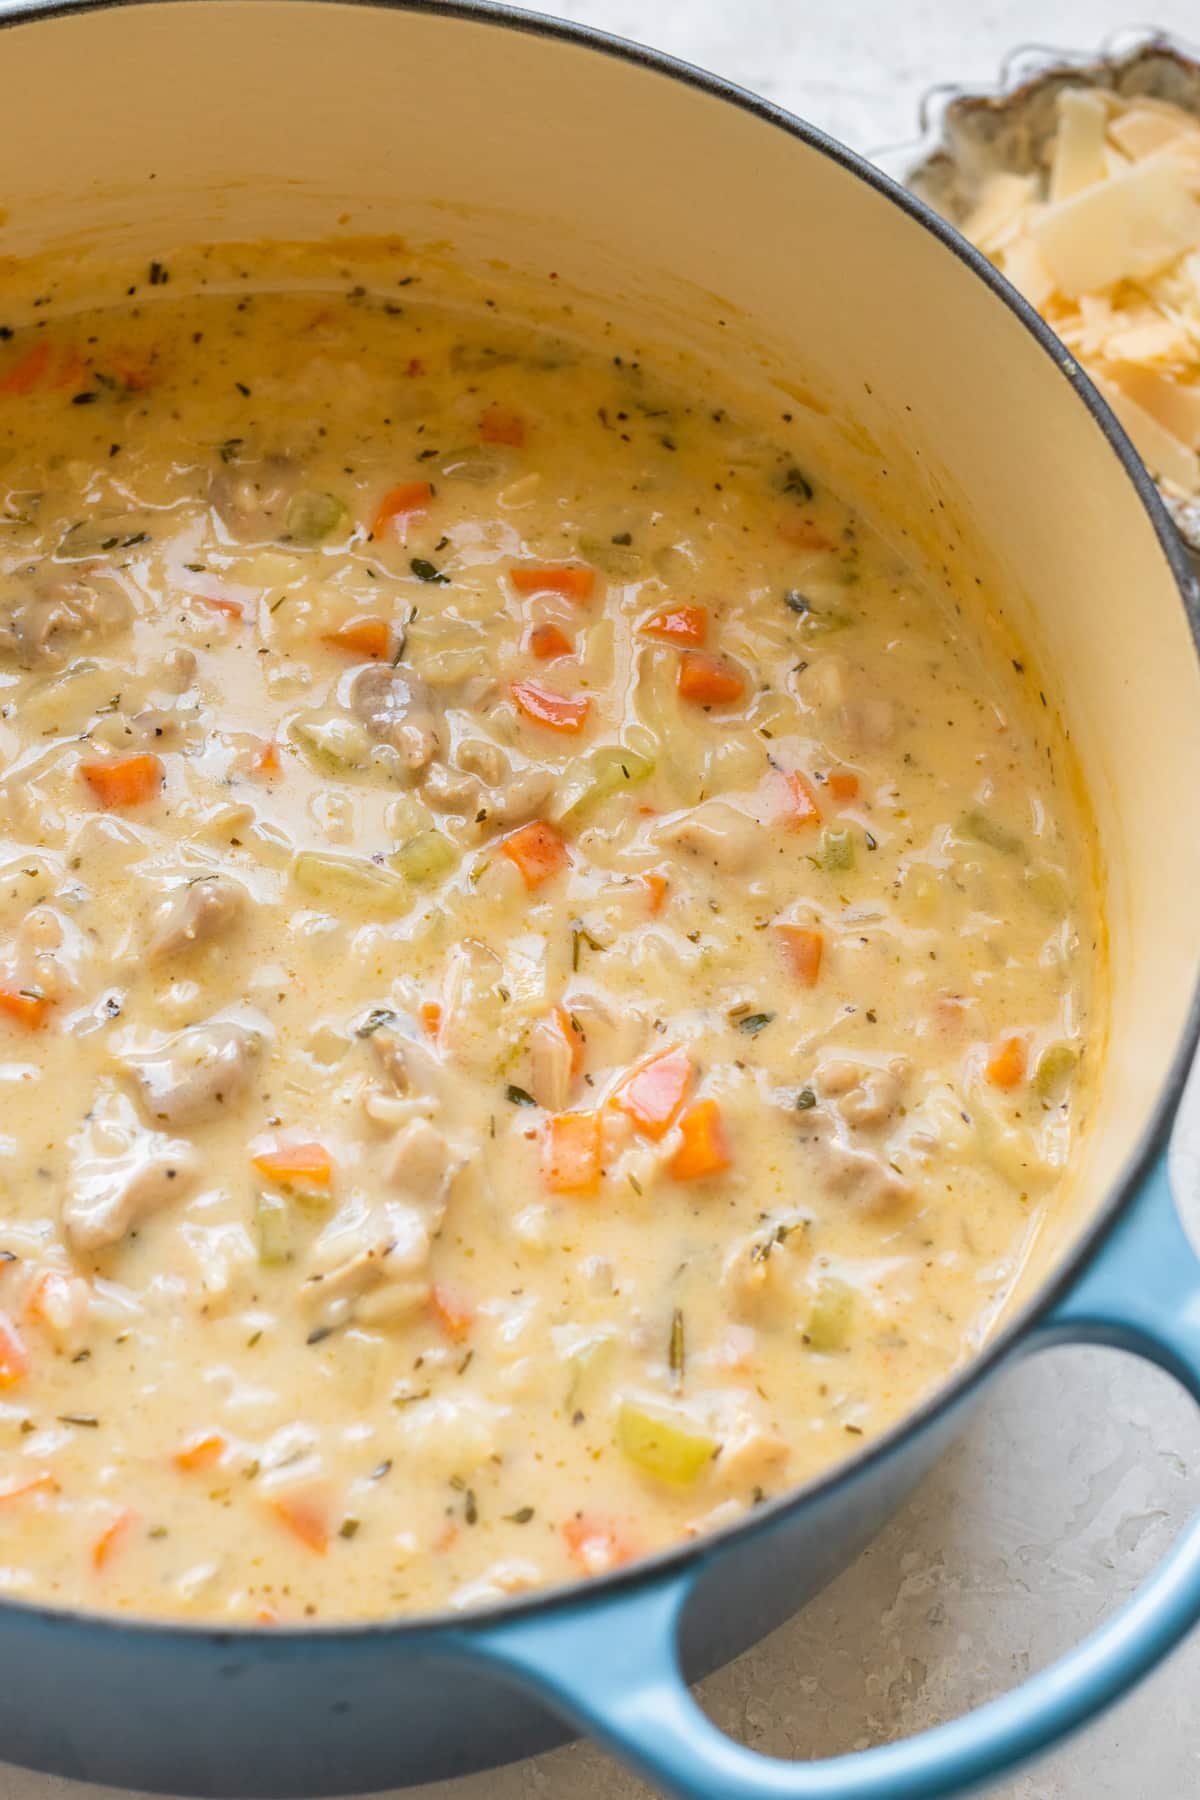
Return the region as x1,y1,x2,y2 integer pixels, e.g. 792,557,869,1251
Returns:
543,1112,603,1196
669,1100,732,1182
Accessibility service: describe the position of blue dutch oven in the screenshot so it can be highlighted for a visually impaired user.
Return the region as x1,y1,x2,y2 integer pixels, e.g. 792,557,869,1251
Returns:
1,3,1200,1797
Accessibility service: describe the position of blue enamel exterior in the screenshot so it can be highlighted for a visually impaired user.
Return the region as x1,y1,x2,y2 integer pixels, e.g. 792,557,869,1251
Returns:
0,5,1198,1798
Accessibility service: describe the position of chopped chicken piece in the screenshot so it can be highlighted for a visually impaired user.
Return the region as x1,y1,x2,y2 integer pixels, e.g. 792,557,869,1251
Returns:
0,576,129,669
814,1056,910,1129
148,875,248,961
384,1118,458,1214
121,1018,264,1126
350,665,440,770
64,1094,200,1252
304,1201,433,1331
656,800,761,872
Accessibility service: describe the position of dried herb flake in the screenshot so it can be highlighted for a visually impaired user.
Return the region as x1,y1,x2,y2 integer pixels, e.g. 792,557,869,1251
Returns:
668,1308,685,1388
355,1007,398,1039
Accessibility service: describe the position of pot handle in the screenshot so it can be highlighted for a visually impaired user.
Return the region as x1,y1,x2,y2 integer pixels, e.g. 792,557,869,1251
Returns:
468,1143,1200,1799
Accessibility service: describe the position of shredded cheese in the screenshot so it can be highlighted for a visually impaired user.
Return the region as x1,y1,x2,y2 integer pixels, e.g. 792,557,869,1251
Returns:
962,87,1200,495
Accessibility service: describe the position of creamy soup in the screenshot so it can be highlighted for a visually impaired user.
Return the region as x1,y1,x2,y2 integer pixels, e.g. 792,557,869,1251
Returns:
0,267,1096,1621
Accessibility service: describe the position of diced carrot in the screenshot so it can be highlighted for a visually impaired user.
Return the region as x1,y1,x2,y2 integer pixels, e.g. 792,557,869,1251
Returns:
0,1471,57,1503
676,650,744,707
429,1284,474,1342
268,1494,328,1555
542,1111,603,1196
23,1269,73,1326
828,771,860,802
669,1099,732,1182
254,740,281,776
0,1312,30,1389
500,820,570,890
986,1035,1027,1090
776,924,824,987
324,616,391,660
22,1271,54,1323
252,1142,334,1188
638,605,707,646
0,341,52,396
552,1003,584,1078
562,1515,633,1575
0,987,51,1029
190,592,244,620
432,1520,460,1553
643,871,669,915
527,621,573,661
173,1432,226,1473
510,563,596,604
92,1508,136,1571
80,753,164,809
611,1046,694,1141
479,403,526,447
255,1608,281,1626
372,481,433,536
779,515,835,550
780,769,822,828
420,1000,442,1039
511,679,590,734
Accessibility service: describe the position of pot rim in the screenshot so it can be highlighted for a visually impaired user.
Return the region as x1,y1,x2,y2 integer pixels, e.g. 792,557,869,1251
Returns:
1,0,1199,1648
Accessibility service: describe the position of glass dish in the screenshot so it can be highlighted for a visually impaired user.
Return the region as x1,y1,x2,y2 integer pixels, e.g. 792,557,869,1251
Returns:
874,27,1200,551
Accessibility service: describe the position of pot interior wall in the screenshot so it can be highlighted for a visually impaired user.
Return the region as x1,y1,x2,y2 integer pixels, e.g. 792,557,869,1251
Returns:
1,0,1198,1308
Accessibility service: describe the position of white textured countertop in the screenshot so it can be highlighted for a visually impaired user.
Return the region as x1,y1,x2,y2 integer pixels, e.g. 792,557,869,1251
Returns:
5,5,1200,1800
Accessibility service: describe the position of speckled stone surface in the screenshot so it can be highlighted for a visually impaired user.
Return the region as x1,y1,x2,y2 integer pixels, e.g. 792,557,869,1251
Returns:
4,5,1200,1800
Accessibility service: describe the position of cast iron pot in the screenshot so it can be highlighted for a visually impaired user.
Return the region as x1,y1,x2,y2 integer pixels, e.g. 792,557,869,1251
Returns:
2,4,1200,1797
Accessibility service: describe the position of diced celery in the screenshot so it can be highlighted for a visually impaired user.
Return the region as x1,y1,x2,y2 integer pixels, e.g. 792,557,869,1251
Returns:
291,851,409,915
821,828,856,873
960,809,1023,856
391,828,458,886
616,1400,718,1485
255,1191,293,1265
283,491,346,545
805,1277,854,1351
577,534,642,579
557,746,655,830
1034,1042,1077,1099
1025,862,1070,914
289,716,370,775
290,1183,334,1216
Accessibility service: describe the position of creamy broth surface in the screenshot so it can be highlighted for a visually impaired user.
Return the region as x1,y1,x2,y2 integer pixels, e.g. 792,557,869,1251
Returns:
0,272,1095,1620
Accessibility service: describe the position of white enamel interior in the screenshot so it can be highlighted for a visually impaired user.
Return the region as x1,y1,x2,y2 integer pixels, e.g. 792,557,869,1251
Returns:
1,0,1198,1302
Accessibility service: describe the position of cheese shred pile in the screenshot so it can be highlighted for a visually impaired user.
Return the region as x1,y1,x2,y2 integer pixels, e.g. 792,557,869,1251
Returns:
964,88,1200,495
